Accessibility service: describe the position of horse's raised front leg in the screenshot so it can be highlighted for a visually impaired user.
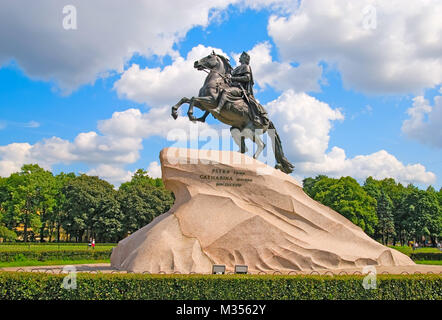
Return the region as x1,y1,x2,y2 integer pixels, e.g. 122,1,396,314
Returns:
186,96,215,122
187,98,197,122
171,97,192,120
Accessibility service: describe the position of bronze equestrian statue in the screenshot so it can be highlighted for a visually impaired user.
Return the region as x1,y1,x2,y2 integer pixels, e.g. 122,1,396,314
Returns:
171,51,294,174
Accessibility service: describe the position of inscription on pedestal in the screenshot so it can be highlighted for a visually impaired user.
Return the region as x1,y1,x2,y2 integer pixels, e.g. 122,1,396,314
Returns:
199,168,253,187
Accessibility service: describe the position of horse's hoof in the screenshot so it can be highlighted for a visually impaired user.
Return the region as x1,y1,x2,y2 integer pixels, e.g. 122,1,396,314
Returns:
196,117,206,123
188,115,197,122
171,111,178,120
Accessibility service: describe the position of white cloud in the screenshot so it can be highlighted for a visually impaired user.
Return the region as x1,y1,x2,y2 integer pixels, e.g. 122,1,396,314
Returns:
31,137,77,164
147,161,162,179
0,0,293,93
266,90,436,185
4,0,440,95
267,90,344,162
298,147,436,185
0,133,141,178
114,45,229,107
23,121,40,128
0,143,33,176
402,95,442,148
87,164,133,187
115,41,322,108
233,42,322,93
98,107,210,140
268,0,442,94
0,106,206,185
0,120,41,130
0,1,231,92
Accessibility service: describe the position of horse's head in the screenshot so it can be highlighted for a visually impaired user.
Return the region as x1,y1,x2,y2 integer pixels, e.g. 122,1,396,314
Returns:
194,51,233,74
194,51,219,71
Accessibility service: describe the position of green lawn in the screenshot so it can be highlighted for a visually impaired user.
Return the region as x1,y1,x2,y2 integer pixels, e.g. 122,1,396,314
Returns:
389,245,441,256
0,259,110,268
414,260,442,265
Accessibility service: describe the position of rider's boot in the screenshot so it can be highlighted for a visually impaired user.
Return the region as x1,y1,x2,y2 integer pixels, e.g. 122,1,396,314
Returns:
249,104,262,126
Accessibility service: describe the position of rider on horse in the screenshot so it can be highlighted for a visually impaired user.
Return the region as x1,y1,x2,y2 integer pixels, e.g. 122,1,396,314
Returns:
171,50,295,174
213,51,269,127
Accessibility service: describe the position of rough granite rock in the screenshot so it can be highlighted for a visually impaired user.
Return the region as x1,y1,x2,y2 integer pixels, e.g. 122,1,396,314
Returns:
110,147,414,273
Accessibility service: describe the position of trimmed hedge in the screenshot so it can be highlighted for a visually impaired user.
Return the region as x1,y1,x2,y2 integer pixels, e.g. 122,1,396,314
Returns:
410,252,442,261
0,250,112,262
0,273,441,300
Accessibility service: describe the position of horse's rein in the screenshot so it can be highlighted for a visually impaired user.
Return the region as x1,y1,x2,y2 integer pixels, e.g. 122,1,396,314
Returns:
199,66,231,93
200,66,230,82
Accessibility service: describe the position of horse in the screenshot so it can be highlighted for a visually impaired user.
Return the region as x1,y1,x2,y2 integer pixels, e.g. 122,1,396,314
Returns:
171,51,294,174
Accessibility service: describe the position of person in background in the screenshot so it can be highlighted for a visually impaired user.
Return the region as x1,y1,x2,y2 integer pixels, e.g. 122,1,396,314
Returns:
92,238,95,249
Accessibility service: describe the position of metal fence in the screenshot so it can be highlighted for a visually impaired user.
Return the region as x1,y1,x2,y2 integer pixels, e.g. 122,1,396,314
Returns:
9,268,442,275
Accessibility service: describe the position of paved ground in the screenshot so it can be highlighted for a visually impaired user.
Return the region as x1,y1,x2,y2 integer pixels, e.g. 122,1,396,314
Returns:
1,263,442,275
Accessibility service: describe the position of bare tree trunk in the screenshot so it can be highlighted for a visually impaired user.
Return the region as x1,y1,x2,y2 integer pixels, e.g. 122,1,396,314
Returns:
23,220,28,243
39,209,45,242
57,223,61,242
48,221,54,242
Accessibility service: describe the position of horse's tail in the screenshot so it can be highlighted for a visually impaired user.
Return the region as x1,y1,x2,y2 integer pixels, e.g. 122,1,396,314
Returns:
269,121,295,174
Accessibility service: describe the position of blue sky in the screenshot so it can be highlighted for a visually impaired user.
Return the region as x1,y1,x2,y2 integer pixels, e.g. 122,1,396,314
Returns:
0,1,441,188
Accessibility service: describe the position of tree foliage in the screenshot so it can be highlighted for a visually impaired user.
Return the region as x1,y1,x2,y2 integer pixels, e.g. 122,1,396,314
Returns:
303,176,378,235
0,226,17,242
304,175,441,245
375,190,395,245
62,174,123,242
0,165,174,243
118,169,174,235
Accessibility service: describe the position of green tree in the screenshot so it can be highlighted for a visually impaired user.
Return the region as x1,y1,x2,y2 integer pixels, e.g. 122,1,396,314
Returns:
303,176,378,235
118,169,174,235
0,177,9,207
363,177,408,245
438,188,442,207
302,175,328,198
62,174,123,242
48,172,76,242
400,187,441,246
424,186,442,245
34,167,58,242
130,169,166,188
0,225,16,242
0,195,17,242
376,190,395,245
1,164,57,241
